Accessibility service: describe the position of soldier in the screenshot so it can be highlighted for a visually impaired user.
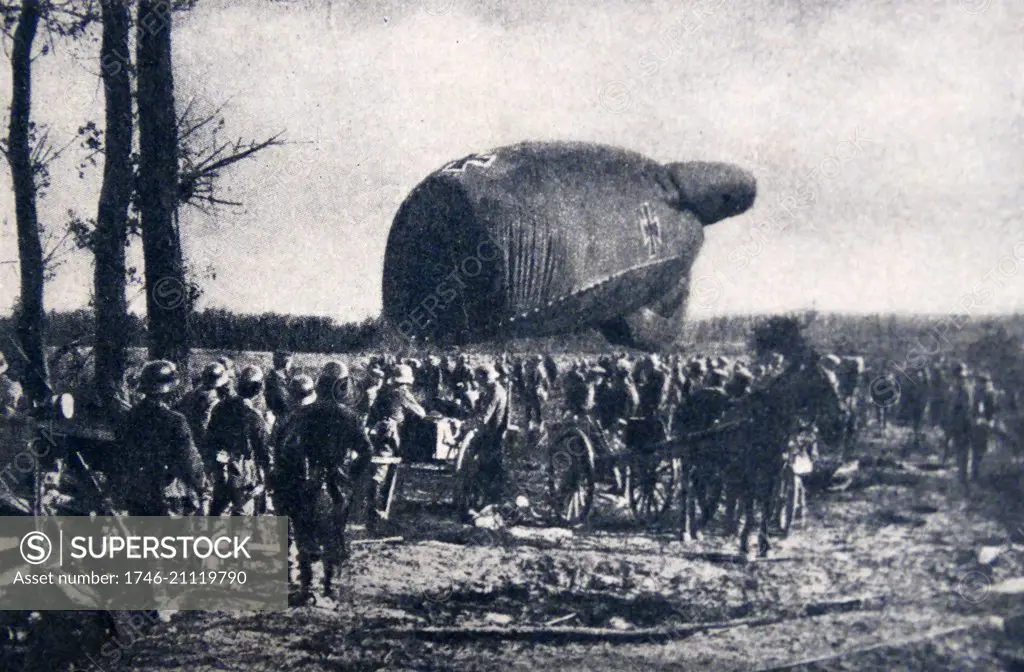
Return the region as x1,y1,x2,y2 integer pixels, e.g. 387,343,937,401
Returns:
457,377,482,415
680,367,733,533
676,368,730,431
947,362,975,492
176,362,230,449
930,360,947,431
366,364,426,530
972,373,998,481
596,359,639,437
368,364,426,451
0,351,26,419
903,366,931,447
668,355,688,405
684,359,705,397
469,363,510,505
264,350,294,420
523,355,550,429
439,355,456,395
316,361,350,406
637,355,670,425
288,374,317,409
269,374,316,573
543,354,560,390
270,375,318,454
494,354,512,382
270,375,318,447
114,361,207,516
627,355,666,458
837,356,865,432
511,355,526,394
422,355,444,407
358,367,386,419
818,354,842,394
216,355,238,396
452,353,474,389
205,366,271,516
871,367,898,432
275,370,371,603
727,366,754,399
717,365,756,534
564,363,597,421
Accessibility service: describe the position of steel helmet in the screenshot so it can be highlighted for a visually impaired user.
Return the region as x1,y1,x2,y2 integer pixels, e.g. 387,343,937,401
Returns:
236,366,265,399
393,364,415,385
239,365,263,384
217,355,236,374
201,362,230,390
138,360,179,395
321,360,349,381
288,374,316,400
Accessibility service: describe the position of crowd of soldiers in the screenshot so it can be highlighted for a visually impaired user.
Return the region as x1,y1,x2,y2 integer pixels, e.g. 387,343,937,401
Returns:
0,345,1011,602
96,351,512,604
862,359,1005,491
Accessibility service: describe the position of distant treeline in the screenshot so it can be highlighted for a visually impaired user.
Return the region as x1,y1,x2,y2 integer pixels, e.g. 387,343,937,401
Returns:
1,309,1021,369
0,309,381,355
681,311,1024,391
681,311,1024,360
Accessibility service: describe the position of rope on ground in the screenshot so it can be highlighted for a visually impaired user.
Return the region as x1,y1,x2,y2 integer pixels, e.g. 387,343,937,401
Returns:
745,618,990,672
365,613,788,644
361,586,989,645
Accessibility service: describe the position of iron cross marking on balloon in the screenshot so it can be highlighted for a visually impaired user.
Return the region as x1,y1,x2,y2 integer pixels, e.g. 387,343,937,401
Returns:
441,151,497,173
638,202,662,257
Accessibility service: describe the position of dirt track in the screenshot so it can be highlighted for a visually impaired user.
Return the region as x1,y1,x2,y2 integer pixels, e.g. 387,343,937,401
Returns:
97,429,1024,671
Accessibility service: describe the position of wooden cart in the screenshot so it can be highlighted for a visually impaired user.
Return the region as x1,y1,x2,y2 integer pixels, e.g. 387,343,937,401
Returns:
543,415,749,527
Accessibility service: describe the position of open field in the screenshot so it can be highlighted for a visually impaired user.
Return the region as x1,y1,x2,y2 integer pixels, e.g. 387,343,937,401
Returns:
96,424,1024,672
20,325,1024,670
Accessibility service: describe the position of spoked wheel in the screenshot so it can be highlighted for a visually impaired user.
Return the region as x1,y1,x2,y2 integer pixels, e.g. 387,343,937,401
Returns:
547,429,595,526
627,455,677,524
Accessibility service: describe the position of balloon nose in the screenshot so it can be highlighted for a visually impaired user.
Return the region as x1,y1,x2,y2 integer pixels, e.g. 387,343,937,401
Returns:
665,161,757,225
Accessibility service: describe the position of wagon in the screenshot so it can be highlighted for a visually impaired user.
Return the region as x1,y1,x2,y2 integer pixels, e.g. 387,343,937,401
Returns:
365,413,496,526
542,414,749,527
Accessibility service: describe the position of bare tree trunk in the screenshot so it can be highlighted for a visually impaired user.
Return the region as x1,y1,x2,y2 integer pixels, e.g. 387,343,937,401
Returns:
6,0,48,404
92,0,134,409
136,0,188,370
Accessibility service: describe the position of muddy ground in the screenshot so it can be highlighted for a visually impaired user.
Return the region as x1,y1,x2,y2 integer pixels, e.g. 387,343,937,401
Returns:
75,425,1024,672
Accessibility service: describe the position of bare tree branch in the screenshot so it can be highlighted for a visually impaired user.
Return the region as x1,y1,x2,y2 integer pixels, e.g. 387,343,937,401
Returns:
178,127,288,209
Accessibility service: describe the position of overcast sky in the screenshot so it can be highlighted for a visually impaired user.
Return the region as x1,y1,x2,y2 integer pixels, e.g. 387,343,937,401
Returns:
0,0,1021,322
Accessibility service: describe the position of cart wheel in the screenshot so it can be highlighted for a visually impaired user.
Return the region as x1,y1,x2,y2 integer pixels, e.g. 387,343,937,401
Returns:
547,429,595,526
627,456,677,524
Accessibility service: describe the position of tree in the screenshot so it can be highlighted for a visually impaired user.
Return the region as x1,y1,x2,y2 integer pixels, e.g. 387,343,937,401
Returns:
4,0,48,404
71,0,281,405
91,0,133,409
5,0,283,398
136,0,188,368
